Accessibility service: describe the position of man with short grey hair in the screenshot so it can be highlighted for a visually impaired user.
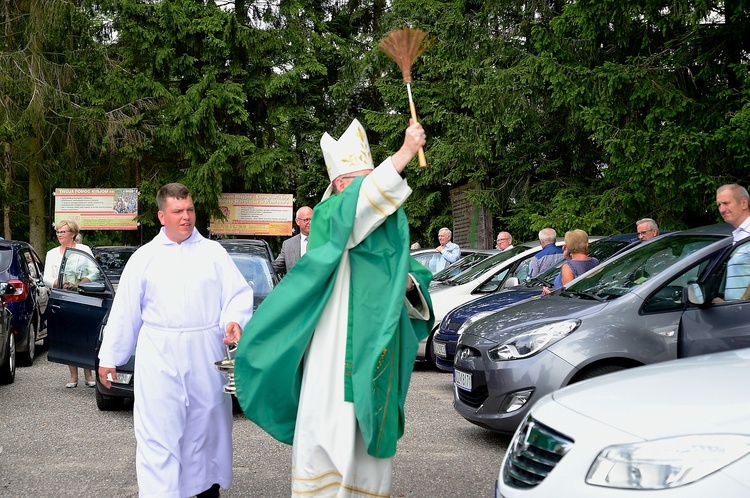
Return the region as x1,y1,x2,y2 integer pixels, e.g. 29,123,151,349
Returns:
435,227,461,271
714,184,750,302
635,218,659,241
496,231,513,251
527,228,564,278
717,184,750,242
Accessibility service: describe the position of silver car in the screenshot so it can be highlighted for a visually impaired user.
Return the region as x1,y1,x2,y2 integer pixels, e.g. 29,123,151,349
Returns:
453,224,735,434
498,348,750,497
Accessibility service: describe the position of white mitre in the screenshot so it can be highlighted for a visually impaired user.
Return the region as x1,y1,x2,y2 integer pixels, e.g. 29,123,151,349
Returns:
320,119,374,200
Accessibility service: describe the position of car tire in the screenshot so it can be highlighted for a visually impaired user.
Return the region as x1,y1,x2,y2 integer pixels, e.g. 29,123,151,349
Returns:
572,364,627,384
0,331,16,385
95,387,127,411
18,320,37,367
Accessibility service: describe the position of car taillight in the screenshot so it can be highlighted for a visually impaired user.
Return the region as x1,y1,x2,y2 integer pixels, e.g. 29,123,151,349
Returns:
3,279,28,302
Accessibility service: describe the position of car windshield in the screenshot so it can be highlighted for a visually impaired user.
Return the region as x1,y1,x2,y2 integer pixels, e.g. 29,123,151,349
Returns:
432,252,493,281
566,234,724,299
94,249,135,272
446,246,527,285
228,253,275,300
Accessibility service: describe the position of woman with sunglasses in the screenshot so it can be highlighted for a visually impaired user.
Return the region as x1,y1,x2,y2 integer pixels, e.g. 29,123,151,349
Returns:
43,219,97,388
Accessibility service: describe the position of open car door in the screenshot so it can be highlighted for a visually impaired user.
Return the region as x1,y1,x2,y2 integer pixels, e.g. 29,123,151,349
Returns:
46,248,114,370
679,237,750,358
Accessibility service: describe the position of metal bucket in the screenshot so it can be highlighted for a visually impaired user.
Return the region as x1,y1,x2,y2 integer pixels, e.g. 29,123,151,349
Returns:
214,345,236,395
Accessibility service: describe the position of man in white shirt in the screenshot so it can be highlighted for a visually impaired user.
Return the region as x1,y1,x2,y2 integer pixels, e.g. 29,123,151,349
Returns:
716,184,750,300
273,206,313,275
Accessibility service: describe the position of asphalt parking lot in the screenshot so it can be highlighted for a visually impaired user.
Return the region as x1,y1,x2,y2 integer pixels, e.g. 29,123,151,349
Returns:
0,353,510,497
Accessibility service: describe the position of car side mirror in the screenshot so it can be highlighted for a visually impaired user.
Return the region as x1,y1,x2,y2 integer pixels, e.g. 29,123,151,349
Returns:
685,283,705,305
504,276,520,288
78,281,111,297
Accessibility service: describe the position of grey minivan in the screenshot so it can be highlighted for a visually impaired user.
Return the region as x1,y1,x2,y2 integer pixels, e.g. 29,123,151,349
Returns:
453,224,742,433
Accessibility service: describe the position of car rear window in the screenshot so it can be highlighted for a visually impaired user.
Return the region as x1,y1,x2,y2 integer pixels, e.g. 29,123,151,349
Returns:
94,250,135,271
0,248,12,272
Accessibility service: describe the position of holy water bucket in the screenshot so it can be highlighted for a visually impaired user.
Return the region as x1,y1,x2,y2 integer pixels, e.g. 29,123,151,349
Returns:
214,344,236,395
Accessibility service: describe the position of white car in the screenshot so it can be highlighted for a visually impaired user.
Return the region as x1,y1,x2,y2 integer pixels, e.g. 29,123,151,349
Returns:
497,348,750,497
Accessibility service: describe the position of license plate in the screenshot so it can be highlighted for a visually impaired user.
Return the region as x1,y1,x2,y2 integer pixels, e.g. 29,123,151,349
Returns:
454,369,472,391
433,341,447,358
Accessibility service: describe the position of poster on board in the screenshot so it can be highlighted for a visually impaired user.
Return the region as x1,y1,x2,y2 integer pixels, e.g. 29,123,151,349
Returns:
54,188,139,230
210,193,293,236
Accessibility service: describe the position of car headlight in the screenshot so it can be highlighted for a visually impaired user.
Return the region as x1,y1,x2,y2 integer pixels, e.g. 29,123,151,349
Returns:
586,435,750,489
487,320,580,361
455,311,495,336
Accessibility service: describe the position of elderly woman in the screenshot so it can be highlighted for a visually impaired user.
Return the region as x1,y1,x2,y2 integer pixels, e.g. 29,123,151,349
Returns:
43,220,97,388
543,229,600,294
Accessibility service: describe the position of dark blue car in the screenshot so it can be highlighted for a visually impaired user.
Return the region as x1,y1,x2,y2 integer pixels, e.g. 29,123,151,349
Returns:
0,240,50,366
433,233,641,371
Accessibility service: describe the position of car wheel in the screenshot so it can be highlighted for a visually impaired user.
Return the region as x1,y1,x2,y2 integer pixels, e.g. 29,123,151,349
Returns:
572,364,627,384
95,387,126,411
0,332,16,385
18,320,37,367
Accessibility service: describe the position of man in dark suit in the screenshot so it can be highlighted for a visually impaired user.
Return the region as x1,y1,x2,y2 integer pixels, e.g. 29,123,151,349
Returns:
273,206,313,275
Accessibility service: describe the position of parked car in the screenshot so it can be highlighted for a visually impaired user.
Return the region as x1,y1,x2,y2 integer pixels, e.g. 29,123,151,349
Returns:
453,224,734,434
92,246,138,291
433,233,640,371
498,348,750,497
411,247,493,275
0,282,17,384
0,240,50,366
46,239,278,411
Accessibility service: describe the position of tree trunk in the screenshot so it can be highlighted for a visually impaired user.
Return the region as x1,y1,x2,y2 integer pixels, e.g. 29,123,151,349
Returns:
28,0,46,256
3,142,10,239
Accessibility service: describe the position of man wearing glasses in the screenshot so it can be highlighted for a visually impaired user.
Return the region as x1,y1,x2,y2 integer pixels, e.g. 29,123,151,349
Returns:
496,231,514,251
273,206,313,275
635,218,660,241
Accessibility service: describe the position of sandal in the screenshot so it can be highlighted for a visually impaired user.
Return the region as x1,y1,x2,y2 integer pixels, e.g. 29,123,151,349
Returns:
65,382,78,388
85,380,96,388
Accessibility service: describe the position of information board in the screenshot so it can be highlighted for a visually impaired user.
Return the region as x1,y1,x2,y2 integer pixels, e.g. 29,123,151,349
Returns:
210,193,294,236
54,188,139,230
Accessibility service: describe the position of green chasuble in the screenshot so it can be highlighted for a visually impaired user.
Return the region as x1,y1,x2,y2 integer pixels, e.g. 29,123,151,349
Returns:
234,176,434,458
